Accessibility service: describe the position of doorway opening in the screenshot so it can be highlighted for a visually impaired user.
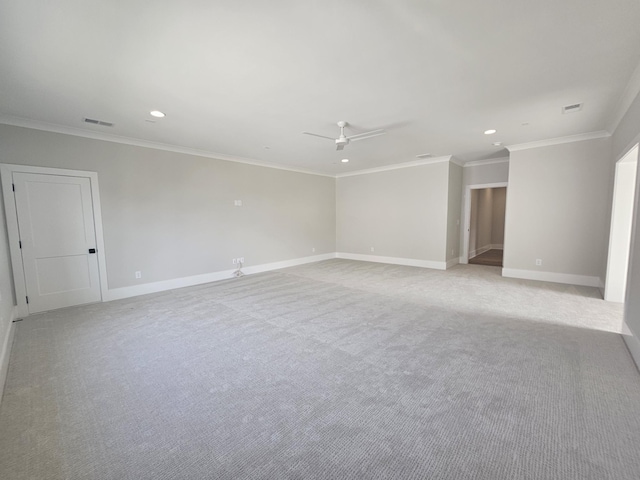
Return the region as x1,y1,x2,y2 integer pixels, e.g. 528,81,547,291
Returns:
604,144,639,302
462,183,508,267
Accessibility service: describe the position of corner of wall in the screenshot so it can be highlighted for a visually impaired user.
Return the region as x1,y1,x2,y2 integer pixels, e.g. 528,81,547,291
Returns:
0,306,17,404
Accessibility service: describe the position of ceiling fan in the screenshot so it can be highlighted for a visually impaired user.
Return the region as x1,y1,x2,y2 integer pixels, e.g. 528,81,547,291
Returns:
302,121,386,151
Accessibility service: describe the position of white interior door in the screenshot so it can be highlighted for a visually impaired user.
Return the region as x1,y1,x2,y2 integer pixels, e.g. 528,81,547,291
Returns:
13,172,101,313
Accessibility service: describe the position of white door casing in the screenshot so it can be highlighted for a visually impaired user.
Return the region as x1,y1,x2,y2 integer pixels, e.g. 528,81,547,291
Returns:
605,144,639,302
461,182,508,263
1,164,108,317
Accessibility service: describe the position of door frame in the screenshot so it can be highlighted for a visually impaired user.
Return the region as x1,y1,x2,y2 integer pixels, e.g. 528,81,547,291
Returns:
461,182,508,264
604,144,639,302
1,164,108,317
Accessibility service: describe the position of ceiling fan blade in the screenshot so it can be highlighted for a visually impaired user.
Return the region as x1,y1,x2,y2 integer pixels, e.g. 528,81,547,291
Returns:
336,143,345,151
302,132,335,141
347,129,386,141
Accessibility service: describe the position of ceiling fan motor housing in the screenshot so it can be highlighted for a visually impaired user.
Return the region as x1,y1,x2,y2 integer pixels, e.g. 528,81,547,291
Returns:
336,137,349,147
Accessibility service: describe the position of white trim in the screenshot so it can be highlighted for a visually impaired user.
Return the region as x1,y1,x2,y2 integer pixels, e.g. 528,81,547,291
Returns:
336,155,452,178
105,253,336,302
462,182,508,263
0,115,333,178
501,268,600,287
0,307,17,403
506,131,610,152
469,244,492,259
462,157,509,168
336,252,446,270
608,58,640,133
622,334,640,371
604,145,638,302
0,164,109,317
446,257,459,269
469,244,503,259
450,157,465,167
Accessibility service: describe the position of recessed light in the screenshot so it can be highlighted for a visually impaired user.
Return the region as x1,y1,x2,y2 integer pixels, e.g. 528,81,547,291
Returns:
492,142,502,146
150,110,165,118
341,158,349,163
484,129,497,135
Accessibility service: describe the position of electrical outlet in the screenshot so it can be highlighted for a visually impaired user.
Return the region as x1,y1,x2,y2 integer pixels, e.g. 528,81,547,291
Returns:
535,259,542,266
232,258,237,265
312,247,315,253
371,247,375,252
234,200,242,206
135,271,142,279
239,257,244,264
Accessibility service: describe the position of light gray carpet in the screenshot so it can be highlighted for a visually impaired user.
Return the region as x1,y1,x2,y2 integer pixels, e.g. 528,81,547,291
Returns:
0,259,639,479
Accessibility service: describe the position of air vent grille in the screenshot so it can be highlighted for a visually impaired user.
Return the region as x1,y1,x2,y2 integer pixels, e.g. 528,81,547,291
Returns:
561,103,583,114
83,117,114,127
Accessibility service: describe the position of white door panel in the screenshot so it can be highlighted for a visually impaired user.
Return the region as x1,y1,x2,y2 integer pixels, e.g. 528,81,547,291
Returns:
14,172,101,313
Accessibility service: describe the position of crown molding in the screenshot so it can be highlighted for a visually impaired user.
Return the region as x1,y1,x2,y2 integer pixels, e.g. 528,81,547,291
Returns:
0,114,334,178
462,157,509,168
506,131,611,152
607,58,640,134
336,155,453,178
449,157,465,167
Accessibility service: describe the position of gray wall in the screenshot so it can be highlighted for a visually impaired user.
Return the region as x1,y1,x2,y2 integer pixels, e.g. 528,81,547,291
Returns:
462,160,509,187
446,163,463,262
0,125,336,291
476,189,493,252
0,183,15,394
491,187,506,245
504,137,611,278
336,161,450,263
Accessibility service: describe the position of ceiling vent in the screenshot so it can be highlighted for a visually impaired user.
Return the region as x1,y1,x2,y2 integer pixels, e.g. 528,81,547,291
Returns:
83,117,114,127
416,153,432,159
561,103,583,114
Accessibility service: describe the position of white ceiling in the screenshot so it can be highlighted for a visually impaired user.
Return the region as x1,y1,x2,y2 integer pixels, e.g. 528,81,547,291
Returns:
1,0,640,175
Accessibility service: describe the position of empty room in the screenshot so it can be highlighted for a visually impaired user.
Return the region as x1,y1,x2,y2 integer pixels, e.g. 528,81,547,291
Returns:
1,1,640,479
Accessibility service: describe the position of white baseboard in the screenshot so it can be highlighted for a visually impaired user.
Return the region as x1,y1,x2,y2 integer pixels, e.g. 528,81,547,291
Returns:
336,252,446,270
502,268,600,287
623,333,640,371
105,253,337,302
459,256,467,265
598,277,606,299
446,257,459,269
0,306,17,403
469,244,490,259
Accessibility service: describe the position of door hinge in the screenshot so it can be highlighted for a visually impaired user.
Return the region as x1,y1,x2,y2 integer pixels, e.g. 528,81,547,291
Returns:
12,183,15,192
25,296,29,304
19,240,22,249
